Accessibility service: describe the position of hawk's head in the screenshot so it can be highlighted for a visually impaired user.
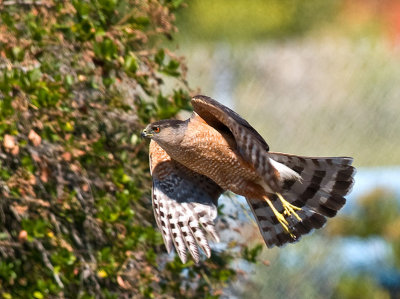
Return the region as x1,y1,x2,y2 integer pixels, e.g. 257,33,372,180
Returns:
141,119,187,147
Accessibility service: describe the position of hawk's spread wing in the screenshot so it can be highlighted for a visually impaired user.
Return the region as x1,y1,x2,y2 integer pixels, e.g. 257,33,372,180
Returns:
149,140,223,263
191,95,280,191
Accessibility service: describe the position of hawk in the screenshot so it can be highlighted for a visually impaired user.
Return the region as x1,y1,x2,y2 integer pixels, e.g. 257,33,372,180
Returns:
141,95,355,263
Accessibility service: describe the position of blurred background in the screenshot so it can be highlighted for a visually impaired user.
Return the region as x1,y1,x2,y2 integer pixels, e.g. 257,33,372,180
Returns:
173,1,400,298
1,1,399,298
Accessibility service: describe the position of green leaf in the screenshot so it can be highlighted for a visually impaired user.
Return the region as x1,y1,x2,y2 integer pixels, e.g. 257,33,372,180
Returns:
65,74,74,86
11,47,25,62
33,291,44,299
28,68,42,84
94,38,118,61
123,54,138,73
2,293,12,299
168,59,180,70
155,49,165,65
242,244,263,263
0,232,9,240
171,0,185,9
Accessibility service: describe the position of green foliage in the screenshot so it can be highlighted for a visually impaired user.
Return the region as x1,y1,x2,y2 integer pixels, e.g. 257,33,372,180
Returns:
0,1,252,297
177,0,339,42
242,244,263,263
332,274,390,299
327,189,400,298
238,188,400,299
327,189,400,242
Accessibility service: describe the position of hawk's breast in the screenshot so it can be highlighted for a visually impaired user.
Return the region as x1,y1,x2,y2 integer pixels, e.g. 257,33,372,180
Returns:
173,115,261,195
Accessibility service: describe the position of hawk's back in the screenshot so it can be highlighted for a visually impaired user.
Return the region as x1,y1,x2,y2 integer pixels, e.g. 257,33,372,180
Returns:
169,113,262,195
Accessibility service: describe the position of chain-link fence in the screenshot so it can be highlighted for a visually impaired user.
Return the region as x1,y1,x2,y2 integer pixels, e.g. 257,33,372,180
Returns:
183,37,400,167
180,36,400,298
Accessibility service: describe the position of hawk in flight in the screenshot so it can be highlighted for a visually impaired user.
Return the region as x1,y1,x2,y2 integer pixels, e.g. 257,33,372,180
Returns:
141,95,355,263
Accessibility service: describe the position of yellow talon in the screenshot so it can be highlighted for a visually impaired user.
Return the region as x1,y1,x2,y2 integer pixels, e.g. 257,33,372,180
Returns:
262,195,295,238
276,193,302,222
275,212,290,233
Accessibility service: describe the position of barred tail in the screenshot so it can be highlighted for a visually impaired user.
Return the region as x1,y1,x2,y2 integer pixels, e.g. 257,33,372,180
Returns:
248,152,355,247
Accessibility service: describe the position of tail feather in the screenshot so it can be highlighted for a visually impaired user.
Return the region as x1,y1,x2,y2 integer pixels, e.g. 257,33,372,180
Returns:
248,196,327,247
269,153,353,168
248,152,355,248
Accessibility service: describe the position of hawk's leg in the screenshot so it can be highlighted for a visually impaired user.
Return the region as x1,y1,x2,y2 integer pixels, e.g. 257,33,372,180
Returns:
276,193,302,222
262,195,295,238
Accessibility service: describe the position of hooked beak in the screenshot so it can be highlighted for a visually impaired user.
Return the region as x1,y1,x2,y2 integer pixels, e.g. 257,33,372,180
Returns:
141,128,152,138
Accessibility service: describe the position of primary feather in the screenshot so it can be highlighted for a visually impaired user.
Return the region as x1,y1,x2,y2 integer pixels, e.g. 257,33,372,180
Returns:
150,140,222,263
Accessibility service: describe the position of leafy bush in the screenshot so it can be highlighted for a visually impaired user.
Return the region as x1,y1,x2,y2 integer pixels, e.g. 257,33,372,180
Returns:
0,1,245,298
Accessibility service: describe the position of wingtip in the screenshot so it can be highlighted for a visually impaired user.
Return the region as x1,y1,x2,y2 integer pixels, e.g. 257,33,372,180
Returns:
191,95,218,106
192,254,200,264
202,244,211,258
165,242,173,254
209,230,220,243
178,251,187,264
192,94,209,100
213,234,220,243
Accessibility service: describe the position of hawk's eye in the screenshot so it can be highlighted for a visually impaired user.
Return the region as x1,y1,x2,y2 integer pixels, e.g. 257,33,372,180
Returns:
152,126,160,133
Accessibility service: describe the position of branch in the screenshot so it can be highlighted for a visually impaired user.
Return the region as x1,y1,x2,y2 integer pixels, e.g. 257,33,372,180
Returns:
0,241,22,248
0,62,40,72
33,240,65,288
1,0,52,6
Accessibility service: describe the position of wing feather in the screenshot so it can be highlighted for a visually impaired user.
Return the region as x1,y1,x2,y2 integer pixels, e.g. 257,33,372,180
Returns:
191,95,280,191
150,140,223,263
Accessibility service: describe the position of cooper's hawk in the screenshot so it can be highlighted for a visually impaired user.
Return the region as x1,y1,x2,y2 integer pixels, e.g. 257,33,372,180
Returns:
141,95,355,263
